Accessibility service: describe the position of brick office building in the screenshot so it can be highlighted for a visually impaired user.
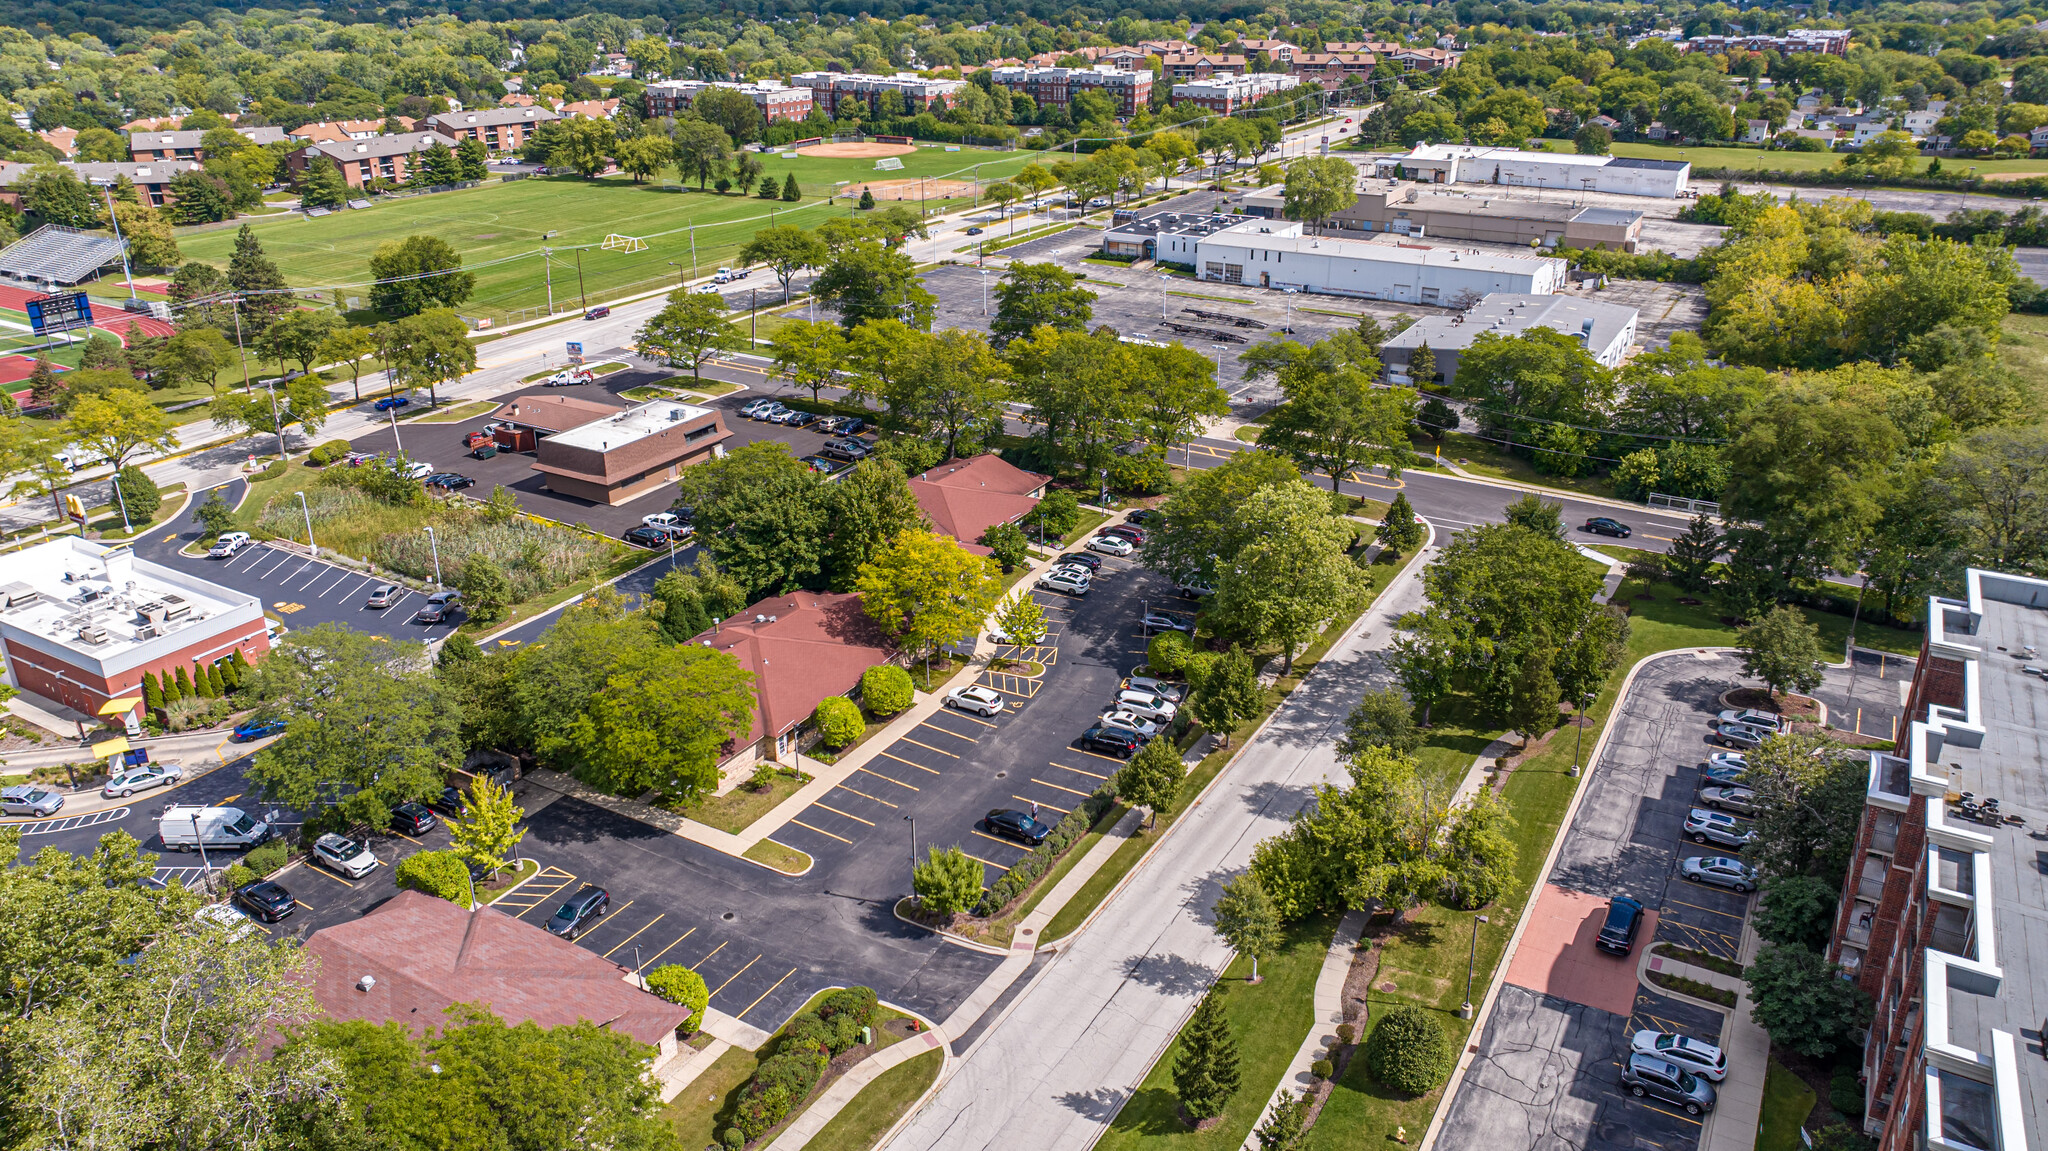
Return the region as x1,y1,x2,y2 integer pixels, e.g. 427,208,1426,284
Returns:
127,124,286,163
529,399,731,506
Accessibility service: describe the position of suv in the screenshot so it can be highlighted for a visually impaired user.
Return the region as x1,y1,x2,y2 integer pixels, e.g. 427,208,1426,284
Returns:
0,785,62,816
389,801,438,836
1716,709,1782,734
1039,569,1091,597
1079,726,1142,759
417,590,462,624
1595,896,1644,955
547,884,611,938
984,808,1054,846
1630,1031,1729,1083
1685,808,1756,849
312,833,379,879
819,439,870,462
1112,690,1177,722
233,879,295,924
1621,1053,1716,1115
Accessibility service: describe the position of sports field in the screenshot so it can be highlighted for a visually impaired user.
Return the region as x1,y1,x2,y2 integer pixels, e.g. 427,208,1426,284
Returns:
178,144,1045,323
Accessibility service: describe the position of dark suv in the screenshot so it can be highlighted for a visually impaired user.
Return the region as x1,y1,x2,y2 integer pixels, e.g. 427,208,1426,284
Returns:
389,801,438,836
1079,726,1142,759
984,808,1054,845
233,879,295,923
547,884,610,939
1595,896,1645,955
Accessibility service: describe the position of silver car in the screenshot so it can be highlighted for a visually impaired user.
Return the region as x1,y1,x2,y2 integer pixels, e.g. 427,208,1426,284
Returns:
312,833,380,879
1700,786,1757,816
102,762,183,798
1680,855,1758,893
1112,690,1177,723
0,785,63,816
1630,1031,1728,1083
1685,808,1756,849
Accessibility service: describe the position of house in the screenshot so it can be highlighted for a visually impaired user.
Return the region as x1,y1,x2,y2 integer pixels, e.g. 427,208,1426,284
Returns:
301,890,693,1066
559,98,621,121
128,124,286,163
1901,101,1946,137
528,399,732,506
36,128,77,157
1645,121,1671,140
1742,119,1773,144
690,594,894,770
425,106,558,154
907,455,1048,548
284,131,464,189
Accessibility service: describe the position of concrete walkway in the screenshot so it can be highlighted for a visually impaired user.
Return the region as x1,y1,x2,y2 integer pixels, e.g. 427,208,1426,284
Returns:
1241,908,1370,1149
768,1030,949,1151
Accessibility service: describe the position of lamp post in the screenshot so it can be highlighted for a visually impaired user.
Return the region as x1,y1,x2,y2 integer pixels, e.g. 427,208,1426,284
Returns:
1159,272,1170,319
980,268,990,315
667,260,686,288
903,813,917,895
294,490,315,560
110,470,132,534
1570,690,1591,778
387,403,405,456
263,378,289,461
1459,913,1490,1019
424,526,443,588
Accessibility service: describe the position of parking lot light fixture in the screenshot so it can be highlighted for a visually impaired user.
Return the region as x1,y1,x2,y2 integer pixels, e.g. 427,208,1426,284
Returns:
904,814,917,896
1459,913,1490,1019
1570,691,1590,778
294,491,316,561
424,526,443,588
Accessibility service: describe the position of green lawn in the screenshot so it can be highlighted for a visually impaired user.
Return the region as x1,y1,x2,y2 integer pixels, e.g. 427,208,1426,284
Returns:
670,772,807,835
1098,914,1337,1151
2000,312,2048,410
804,1047,943,1151
178,147,1046,324
1757,1059,1819,1151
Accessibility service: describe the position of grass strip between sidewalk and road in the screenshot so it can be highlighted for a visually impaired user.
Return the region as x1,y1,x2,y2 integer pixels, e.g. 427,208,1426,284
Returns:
803,1046,944,1151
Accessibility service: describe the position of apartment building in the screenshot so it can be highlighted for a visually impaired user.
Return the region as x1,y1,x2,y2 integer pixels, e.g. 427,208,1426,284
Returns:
989,65,1152,116
1171,72,1302,114
1289,52,1376,87
1682,29,1852,55
789,71,965,113
424,106,556,154
0,160,204,208
289,118,416,145
285,131,464,188
127,124,286,163
643,79,813,122
1156,51,1251,80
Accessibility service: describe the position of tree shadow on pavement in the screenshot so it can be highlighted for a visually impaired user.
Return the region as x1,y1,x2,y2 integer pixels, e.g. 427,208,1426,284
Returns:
1055,1085,1130,1123
1120,950,1217,998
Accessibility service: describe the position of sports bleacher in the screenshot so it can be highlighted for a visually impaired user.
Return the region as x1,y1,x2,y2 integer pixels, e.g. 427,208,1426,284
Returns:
0,225,128,289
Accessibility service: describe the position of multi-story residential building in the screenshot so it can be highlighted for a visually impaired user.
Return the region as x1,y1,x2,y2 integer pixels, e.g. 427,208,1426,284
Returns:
285,131,464,188
1157,51,1251,80
424,106,556,154
127,124,286,163
1230,38,1300,61
1289,52,1376,87
1021,45,1150,71
0,160,203,209
989,65,1152,116
1827,566,2048,1151
288,118,415,145
1682,29,1852,55
1171,72,1302,114
789,72,965,113
643,80,813,122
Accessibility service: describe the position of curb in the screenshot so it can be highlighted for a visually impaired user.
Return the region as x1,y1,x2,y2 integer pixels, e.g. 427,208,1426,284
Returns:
890,899,1015,957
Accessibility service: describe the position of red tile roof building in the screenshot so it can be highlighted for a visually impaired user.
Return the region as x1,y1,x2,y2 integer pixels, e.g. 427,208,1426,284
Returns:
691,594,895,768
907,455,1049,546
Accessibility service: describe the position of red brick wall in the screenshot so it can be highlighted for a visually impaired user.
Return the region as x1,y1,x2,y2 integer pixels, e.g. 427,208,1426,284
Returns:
3,620,269,716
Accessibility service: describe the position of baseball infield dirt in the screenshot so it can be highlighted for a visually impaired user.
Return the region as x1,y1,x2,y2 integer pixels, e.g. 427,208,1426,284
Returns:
794,141,918,158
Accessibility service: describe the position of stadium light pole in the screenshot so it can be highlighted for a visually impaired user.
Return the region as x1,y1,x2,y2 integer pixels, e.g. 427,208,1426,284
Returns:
540,232,556,316
100,186,136,300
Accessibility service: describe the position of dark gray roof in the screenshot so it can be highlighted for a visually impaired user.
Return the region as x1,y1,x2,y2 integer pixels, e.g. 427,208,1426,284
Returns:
1606,157,1690,172
1104,211,1254,240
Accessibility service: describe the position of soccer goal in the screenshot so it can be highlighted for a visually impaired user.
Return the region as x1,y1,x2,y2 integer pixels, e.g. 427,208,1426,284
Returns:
601,234,648,253
873,157,905,171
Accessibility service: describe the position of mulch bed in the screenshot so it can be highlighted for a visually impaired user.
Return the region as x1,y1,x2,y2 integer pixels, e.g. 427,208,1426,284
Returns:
1721,687,1820,718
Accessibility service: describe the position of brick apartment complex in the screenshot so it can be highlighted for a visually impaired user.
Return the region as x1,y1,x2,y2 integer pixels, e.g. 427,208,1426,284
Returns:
285,131,463,188
790,71,966,113
1171,72,1302,114
644,79,813,122
288,118,416,145
1682,29,1851,55
425,106,557,153
1156,51,1250,80
0,160,203,209
1829,566,2047,1151
989,65,1152,116
1289,52,1376,87
128,124,286,162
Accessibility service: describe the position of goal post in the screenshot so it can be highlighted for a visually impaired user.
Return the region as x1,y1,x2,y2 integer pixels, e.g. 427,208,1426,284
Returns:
601,234,648,253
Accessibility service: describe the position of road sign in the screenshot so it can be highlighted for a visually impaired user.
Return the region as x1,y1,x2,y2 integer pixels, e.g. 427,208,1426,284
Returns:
26,292,92,336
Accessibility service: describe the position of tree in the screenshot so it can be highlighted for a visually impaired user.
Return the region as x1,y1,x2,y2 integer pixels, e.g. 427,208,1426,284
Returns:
1118,733,1186,827
1409,343,1437,388
823,458,925,590
895,328,1009,460
553,116,619,178
769,317,851,404
646,556,748,642
408,140,459,187
992,593,1048,645
255,308,342,377
1754,873,1839,951
1281,155,1357,231
69,388,176,470
856,530,1003,662
368,235,476,317
110,201,179,269
195,489,234,539
1737,605,1826,701
1742,732,1869,883
612,132,672,183
455,138,490,181
457,554,515,624
166,169,232,224
1208,482,1368,672
1213,873,1281,983
1574,122,1613,154
677,442,827,596
1339,688,1422,758
862,665,914,715
694,87,764,143
813,241,936,330
1004,327,1142,477
21,164,99,226
1190,648,1263,746
1666,514,1722,592
813,696,864,747
1364,1004,1451,1095
394,849,472,902
446,776,526,880
989,262,1096,346
1133,341,1230,459
210,373,330,447
1256,350,1416,488
782,172,802,202
1255,1090,1309,1151
1453,329,1614,476
636,290,743,378
1503,493,1566,540
671,118,734,189
1172,992,1242,1123
384,308,477,407
158,328,237,396
1375,492,1425,555
569,642,757,801
226,224,290,333
1745,943,1872,1059
913,845,983,915
316,325,379,402
739,226,829,303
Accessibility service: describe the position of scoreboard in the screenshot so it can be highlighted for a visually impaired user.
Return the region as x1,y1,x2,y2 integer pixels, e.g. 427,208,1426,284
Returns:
26,292,93,336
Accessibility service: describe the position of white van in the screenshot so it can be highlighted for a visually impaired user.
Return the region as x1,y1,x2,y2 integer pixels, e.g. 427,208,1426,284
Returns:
159,805,272,852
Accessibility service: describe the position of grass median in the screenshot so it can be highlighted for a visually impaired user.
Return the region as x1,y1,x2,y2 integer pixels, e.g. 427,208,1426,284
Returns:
803,1047,943,1151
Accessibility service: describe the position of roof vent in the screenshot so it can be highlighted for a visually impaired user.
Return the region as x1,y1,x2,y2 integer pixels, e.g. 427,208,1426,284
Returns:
755,614,766,623
357,975,376,992
768,615,777,623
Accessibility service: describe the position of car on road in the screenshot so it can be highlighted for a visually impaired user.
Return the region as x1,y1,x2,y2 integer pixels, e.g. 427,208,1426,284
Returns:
1140,611,1194,635
103,762,182,798
1102,525,1148,546
426,472,474,490
542,369,592,387
1121,675,1186,703
623,525,673,548
1112,690,1177,722
1710,723,1765,751
1622,1053,1716,1115
1680,855,1758,893
1594,895,1645,955
1716,709,1782,733
231,717,287,742
819,439,870,462
0,785,62,816
1631,1031,1728,1083
546,884,610,938
1039,569,1091,597
233,879,296,923
416,589,463,624
1087,197,1111,208
1685,808,1757,849
1098,709,1164,740
373,395,411,412
313,833,379,879
945,685,1006,716
389,801,438,836
1054,552,1102,573
366,584,401,609
1580,517,1632,538
1086,535,1134,557
1699,785,1757,815
209,532,252,558
984,808,1054,845
583,305,610,320
1078,726,1142,759
965,226,984,235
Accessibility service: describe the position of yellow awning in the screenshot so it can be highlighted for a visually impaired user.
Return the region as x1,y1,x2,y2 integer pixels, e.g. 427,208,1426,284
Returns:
98,697,142,716
91,736,130,759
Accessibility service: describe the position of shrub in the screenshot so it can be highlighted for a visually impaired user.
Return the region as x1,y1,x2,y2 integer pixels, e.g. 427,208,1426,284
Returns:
973,781,1118,916
394,849,472,904
813,696,864,748
819,986,877,1028
243,839,289,876
861,665,914,715
257,460,287,481
644,964,709,1032
731,1083,790,1140
222,862,255,889
1147,630,1193,677
721,1128,744,1150
981,521,1028,572
780,1013,834,1058
913,846,983,915
1365,1005,1452,1096
112,465,161,522
1336,1022,1355,1045
1030,489,1081,537
753,1048,827,1099
1311,1058,1334,1081
307,439,354,466
1830,1072,1864,1117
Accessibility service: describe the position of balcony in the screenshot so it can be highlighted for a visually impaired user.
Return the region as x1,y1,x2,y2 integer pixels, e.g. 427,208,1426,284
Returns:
1857,865,1888,904
1871,817,1900,855
1845,908,1875,949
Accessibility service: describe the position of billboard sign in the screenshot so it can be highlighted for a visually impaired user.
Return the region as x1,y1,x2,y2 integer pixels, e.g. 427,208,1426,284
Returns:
26,292,93,336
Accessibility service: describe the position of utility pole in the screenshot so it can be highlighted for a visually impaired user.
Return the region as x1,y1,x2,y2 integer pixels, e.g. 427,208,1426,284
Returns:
574,249,588,311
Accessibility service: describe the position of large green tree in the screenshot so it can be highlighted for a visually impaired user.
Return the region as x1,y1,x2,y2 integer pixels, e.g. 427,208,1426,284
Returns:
989,262,1096,346
738,226,829,303
569,642,756,801
824,459,925,590
813,241,936,330
384,308,478,406
635,289,744,378
368,235,476,317
855,529,1003,661
674,441,828,596
1207,480,1369,672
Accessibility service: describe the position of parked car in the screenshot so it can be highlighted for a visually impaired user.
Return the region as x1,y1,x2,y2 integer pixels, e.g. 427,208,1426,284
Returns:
546,884,610,938
819,439,870,462
1701,762,1746,785
373,395,411,412
1078,726,1142,759
365,584,401,609
1039,569,1091,597
1705,751,1748,775
799,454,840,474
1102,525,1148,546
1711,724,1764,751
740,399,782,418
0,785,62,816
984,808,1054,846
426,472,474,490
194,901,258,940
623,525,672,548
389,801,438,836
752,405,792,422
1176,580,1214,599
1112,690,1177,722
416,589,463,623
945,685,1006,716
1685,808,1757,849
431,785,469,819
835,417,869,436
313,833,379,879
233,879,296,923
1097,709,1164,740
542,369,592,387
1716,709,1782,734
1594,895,1645,955
1055,552,1102,573
643,512,686,532
1086,535,1134,557
1126,509,1164,525
209,532,252,558
1700,785,1757,816
1631,1031,1728,1083
1622,1052,1717,1115
784,410,820,428
1680,855,1758,893
103,762,182,798
989,625,1046,645
398,460,434,480
231,717,287,742
1581,517,1632,538
1120,675,1186,703
1140,611,1194,635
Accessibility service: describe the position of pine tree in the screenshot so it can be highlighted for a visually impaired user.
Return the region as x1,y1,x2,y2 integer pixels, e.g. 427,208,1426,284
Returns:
142,670,163,713
231,649,253,685
781,172,801,202
1667,513,1722,592
26,356,62,407
1409,342,1436,386
1254,1089,1309,1151
226,224,289,332
1374,492,1425,556
858,187,876,210
206,661,226,698
1172,991,1242,1123
217,655,240,693
171,665,192,702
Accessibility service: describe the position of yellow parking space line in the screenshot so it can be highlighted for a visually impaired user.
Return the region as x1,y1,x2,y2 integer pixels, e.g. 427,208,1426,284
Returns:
898,737,959,758
602,914,665,958
594,899,634,926
788,818,853,844
641,927,697,968
738,968,799,1019
918,724,978,742
710,954,762,998
387,831,422,845
834,783,899,808
878,751,943,776
1051,761,1110,780
1074,748,1130,766
1032,778,1093,798
958,850,1011,871
292,900,315,911
856,766,920,791
1664,897,1746,919
814,803,875,826
1016,795,1069,813
952,713,999,729
692,940,728,969
970,829,1026,850
298,865,356,888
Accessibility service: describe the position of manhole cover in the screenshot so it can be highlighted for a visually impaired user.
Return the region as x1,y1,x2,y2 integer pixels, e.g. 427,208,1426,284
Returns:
722,912,735,921
996,771,1007,778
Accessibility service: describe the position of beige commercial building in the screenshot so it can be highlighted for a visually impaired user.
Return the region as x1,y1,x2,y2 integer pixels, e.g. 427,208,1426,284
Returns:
1238,181,1645,253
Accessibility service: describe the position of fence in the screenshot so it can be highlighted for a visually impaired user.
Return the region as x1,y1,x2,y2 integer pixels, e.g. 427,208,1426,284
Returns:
1647,493,1719,518
790,136,823,148
874,134,913,145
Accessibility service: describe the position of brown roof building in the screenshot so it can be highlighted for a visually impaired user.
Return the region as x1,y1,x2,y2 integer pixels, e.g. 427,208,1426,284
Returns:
908,455,1048,547
692,593,894,767
303,890,691,1063
489,392,622,435
531,399,731,506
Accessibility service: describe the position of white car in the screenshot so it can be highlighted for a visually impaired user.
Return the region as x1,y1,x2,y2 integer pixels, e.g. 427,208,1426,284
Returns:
102,762,182,798
399,461,434,481
691,284,722,295
1630,1031,1728,1082
1098,709,1164,739
312,832,380,879
209,532,252,558
989,626,1047,645
643,512,685,531
194,902,259,940
1086,535,1134,557
945,685,1005,716
1112,690,1177,722
1039,569,1091,597
1716,709,1782,733
1705,751,1748,774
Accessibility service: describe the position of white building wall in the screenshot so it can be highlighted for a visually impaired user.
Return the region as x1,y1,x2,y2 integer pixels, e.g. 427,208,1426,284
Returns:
1193,233,1565,304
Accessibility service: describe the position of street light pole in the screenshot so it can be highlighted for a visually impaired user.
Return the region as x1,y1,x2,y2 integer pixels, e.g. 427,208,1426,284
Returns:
110,470,131,534
424,526,443,588
1459,914,1490,1019
295,490,316,560
903,813,917,895
1570,691,1589,778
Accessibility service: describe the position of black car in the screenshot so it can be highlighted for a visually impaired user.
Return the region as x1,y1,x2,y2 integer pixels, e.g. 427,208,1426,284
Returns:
1126,509,1163,525
389,801,438,836
233,879,295,923
1055,552,1103,572
1581,517,1632,538
1079,726,1142,759
985,808,1054,845
430,785,468,818
1595,896,1645,955
784,410,820,428
623,525,671,548
547,884,611,938
965,226,984,235
426,472,475,490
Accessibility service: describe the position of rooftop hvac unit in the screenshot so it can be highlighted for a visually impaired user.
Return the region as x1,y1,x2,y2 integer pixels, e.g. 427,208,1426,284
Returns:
160,594,191,621
0,582,39,608
77,625,107,645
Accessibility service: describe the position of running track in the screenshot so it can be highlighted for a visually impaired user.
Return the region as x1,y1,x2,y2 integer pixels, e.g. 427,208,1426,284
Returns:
0,285,175,340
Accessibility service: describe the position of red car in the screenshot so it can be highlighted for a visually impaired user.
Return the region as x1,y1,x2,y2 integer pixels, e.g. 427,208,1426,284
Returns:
1103,525,1148,546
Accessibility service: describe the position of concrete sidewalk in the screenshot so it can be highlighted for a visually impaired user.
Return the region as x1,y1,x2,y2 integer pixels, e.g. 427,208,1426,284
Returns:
1242,908,1370,1149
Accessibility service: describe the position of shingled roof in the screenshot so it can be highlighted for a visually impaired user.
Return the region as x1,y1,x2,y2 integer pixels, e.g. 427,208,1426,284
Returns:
691,593,893,751
908,455,1049,545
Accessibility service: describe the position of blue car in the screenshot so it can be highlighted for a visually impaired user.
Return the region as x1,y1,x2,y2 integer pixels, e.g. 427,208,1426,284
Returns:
231,718,287,742
373,395,410,412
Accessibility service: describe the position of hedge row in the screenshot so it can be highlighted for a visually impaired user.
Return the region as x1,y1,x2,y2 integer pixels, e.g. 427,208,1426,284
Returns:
307,439,354,466
972,781,1118,918
725,987,879,1147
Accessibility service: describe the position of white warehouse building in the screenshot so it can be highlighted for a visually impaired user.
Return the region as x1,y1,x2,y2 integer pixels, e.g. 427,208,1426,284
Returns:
1379,144,1692,198
1192,219,1566,306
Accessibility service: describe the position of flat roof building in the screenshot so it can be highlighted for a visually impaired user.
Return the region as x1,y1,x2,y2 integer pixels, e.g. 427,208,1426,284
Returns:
1101,210,1257,262
1382,144,1691,199
644,80,813,122
1170,72,1301,113
531,399,731,506
1379,293,1639,386
789,72,965,112
1192,218,1567,305
990,65,1153,117
1238,180,1646,252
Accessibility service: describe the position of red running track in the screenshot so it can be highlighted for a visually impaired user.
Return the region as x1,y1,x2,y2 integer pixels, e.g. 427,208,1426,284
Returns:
0,284,176,341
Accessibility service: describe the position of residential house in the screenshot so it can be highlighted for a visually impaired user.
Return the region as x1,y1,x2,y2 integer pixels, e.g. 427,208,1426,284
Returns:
906,455,1049,551
690,594,894,772
1742,119,1773,144
559,98,621,121
36,128,77,157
